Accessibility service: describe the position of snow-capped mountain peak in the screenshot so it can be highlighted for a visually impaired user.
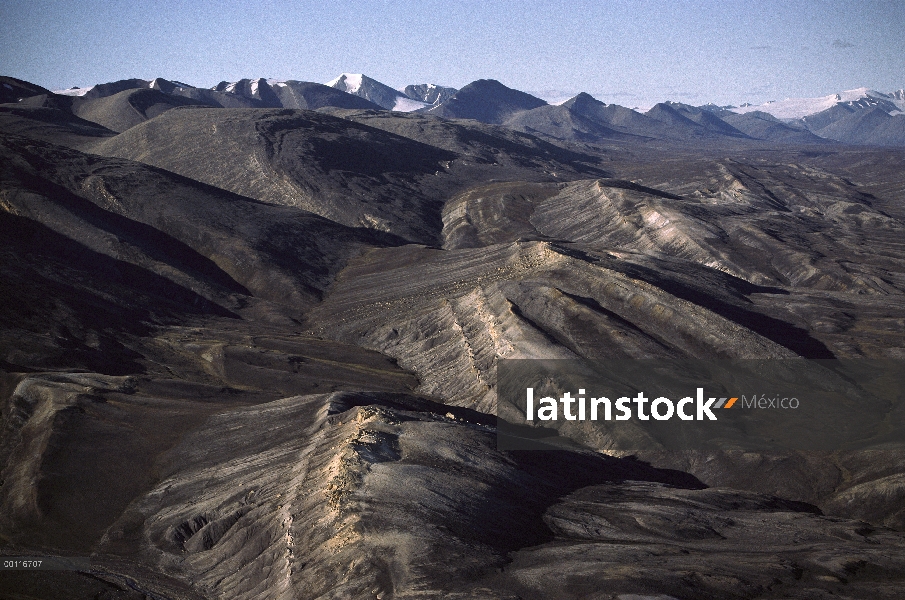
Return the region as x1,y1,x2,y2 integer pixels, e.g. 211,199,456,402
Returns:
326,73,364,94
326,73,428,112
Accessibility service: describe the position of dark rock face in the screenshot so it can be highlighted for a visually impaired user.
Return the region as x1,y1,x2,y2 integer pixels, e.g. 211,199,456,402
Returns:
2,74,905,599
403,83,457,105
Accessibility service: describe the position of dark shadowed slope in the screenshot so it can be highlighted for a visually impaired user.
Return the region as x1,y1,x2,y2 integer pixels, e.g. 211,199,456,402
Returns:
0,75,52,103
91,107,459,244
0,100,117,149
0,133,406,322
429,78,548,124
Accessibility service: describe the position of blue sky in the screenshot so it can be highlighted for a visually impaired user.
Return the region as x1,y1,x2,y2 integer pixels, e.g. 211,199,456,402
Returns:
1,0,903,106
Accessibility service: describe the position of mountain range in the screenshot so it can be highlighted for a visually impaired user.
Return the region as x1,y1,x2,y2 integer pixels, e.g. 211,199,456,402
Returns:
27,73,904,146
3,69,905,599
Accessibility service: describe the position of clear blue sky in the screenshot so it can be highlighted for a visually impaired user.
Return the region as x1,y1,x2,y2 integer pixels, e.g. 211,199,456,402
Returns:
1,0,903,106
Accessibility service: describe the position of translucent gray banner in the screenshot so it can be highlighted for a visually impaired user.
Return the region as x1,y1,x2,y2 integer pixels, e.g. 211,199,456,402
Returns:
496,360,905,451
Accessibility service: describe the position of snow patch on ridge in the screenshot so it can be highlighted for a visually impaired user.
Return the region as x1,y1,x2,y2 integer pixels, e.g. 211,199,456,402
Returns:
55,86,93,96
392,96,430,112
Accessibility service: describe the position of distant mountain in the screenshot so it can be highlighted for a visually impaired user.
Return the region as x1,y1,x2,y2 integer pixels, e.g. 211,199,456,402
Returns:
644,102,750,140
504,93,643,143
326,73,428,112
809,105,905,146
662,102,750,137
509,93,827,144
504,102,634,143
53,75,422,113
510,92,771,143
798,104,859,132
54,80,146,98
429,79,547,125
731,88,905,120
561,93,664,136
891,89,905,110
212,77,381,110
167,84,263,109
719,111,827,144
403,84,457,105
79,78,151,100
645,103,700,128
